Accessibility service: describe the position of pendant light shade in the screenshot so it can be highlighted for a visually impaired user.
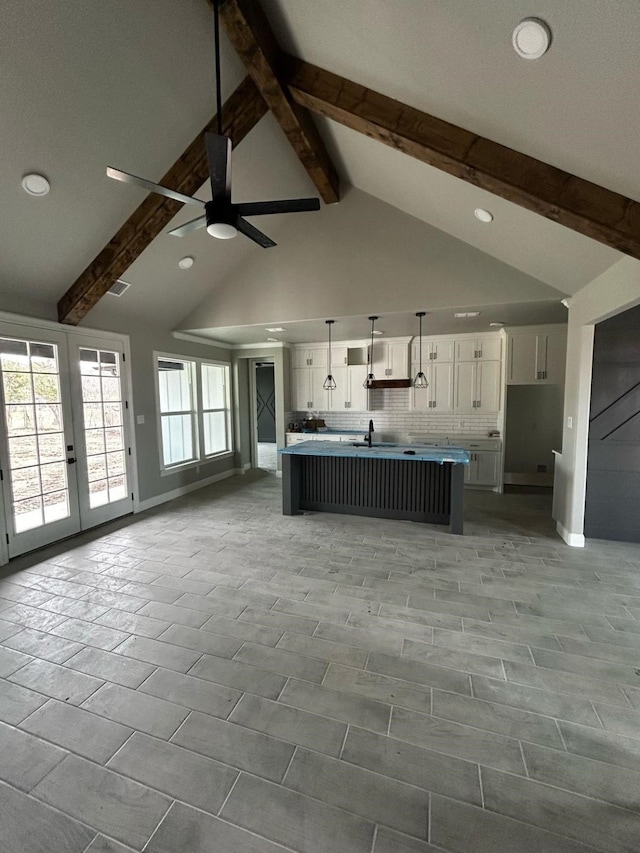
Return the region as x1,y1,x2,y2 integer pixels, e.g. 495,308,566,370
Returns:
323,320,337,390
414,311,429,389
363,315,378,388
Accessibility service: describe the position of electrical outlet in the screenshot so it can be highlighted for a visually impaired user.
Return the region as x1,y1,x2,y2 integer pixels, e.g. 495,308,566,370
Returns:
136,415,145,425
567,416,573,428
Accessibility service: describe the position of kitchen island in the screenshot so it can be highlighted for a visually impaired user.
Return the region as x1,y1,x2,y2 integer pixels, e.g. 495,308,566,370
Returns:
279,441,470,534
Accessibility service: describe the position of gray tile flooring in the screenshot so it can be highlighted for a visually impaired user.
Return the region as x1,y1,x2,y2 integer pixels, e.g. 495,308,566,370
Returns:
1,473,640,852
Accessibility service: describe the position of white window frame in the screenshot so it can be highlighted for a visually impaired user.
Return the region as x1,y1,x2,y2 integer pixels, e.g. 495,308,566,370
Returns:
154,352,232,473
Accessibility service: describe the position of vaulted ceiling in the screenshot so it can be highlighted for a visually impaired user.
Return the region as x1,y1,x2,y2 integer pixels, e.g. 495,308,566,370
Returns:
2,1,638,343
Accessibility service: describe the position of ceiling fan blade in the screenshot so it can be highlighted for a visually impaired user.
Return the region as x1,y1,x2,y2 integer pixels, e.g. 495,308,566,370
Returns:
106,167,204,207
235,217,276,248
205,133,232,204
234,198,321,217
168,215,207,237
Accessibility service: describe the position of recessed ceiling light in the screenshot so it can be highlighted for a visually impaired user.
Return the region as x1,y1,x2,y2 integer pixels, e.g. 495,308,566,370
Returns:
512,18,552,60
265,327,286,333
474,208,493,223
372,330,384,336
560,297,571,308
490,322,505,327
454,312,480,318
266,337,279,342
178,256,194,270
21,173,50,196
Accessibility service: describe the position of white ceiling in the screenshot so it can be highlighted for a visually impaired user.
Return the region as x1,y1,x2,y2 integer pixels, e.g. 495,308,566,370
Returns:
2,0,637,342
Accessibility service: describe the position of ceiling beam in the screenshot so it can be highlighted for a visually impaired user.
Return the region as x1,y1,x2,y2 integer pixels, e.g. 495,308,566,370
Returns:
58,75,267,326
284,56,640,263
217,0,339,204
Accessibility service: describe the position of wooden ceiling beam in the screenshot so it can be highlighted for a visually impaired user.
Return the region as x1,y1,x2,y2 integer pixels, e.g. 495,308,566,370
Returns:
218,0,339,204
284,56,640,262
57,75,267,326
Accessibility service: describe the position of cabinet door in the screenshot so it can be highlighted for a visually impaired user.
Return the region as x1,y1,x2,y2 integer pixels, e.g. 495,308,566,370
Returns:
386,342,409,378
331,346,349,367
307,348,327,369
454,362,476,412
476,360,501,411
309,368,330,410
368,342,387,374
292,369,310,410
507,334,538,383
455,340,477,362
477,337,502,361
328,367,348,411
475,451,499,485
430,362,454,412
291,349,309,369
431,339,455,362
347,366,370,411
541,334,566,384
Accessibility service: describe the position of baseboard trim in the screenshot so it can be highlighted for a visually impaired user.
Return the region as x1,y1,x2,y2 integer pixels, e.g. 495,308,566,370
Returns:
136,469,236,513
556,521,585,548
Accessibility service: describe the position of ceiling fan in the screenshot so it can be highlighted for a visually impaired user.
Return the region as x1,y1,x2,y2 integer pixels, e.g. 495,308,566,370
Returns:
106,1,320,248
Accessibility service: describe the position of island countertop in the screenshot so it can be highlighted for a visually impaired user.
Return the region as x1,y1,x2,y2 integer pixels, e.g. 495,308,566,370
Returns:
279,440,470,465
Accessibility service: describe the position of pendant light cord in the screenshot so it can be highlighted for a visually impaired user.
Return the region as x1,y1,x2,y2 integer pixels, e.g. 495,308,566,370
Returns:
419,313,423,374
213,0,223,135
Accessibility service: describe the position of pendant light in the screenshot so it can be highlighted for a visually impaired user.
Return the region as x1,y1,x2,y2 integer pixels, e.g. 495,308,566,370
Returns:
414,311,429,389
363,315,379,388
323,320,337,390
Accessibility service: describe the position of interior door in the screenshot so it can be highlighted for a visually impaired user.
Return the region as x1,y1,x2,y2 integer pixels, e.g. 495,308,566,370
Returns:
0,325,81,556
68,337,133,528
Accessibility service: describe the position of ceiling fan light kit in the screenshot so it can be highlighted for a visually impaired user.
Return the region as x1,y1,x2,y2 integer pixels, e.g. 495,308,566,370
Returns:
106,0,320,248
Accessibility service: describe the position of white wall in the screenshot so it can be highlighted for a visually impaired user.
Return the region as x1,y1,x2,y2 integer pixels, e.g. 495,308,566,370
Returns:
554,256,640,545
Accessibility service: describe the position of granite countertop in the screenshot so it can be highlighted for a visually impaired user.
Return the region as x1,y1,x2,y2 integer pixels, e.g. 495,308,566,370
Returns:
279,440,470,464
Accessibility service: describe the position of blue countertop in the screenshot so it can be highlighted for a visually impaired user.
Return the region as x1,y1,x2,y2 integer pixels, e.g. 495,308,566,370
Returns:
279,440,470,464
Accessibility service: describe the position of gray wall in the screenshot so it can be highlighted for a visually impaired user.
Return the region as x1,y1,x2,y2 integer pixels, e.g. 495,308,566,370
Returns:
504,385,564,475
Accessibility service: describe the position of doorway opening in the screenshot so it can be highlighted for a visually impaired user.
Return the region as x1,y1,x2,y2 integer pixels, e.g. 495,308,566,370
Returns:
254,362,276,471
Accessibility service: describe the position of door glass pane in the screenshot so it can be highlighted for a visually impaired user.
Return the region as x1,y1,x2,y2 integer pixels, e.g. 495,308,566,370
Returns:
78,348,128,508
0,337,71,534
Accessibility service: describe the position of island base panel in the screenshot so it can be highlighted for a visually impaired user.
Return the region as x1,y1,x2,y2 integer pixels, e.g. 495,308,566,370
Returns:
282,455,464,533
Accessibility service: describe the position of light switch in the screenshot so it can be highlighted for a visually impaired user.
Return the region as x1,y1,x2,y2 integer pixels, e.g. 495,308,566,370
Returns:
567,416,573,428
136,415,145,425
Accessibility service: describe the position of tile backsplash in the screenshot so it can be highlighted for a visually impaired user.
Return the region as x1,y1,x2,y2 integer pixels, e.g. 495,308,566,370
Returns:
289,389,499,441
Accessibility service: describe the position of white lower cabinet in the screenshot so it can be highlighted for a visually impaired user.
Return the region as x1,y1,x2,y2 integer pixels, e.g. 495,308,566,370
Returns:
464,451,500,486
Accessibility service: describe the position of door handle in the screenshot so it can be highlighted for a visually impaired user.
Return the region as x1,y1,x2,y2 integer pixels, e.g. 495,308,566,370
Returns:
67,457,76,465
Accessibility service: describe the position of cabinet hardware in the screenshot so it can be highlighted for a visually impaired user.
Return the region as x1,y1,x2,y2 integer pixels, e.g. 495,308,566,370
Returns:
476,400,481,408
472,401,476,408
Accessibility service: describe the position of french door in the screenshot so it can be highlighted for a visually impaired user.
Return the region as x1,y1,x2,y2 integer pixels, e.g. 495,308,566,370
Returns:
0,323,133,558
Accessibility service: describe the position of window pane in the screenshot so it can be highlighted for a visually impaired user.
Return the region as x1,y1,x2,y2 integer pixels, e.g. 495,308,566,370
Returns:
88,455,108,482
108,476,127,502
14,497,43,532
0,339,29,370
38,433,65,464
30,343,56,372
203,411,228,455
103,402,123,427
161,414,194,466
202,364,226,409
40,462,67,495
89,480,109,508
43,490,69,524
106,451,125,476
11,466,41,500
81,375,101,402
83,402,104,428
85,429,106,455
158,360,192,413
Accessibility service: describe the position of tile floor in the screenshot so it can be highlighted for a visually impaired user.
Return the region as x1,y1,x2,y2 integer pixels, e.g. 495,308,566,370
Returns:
1,471,640,852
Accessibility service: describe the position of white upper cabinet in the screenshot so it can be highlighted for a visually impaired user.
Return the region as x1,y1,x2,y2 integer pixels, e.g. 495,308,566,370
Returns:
411,339,455,365
454,360,501,413
327,365,370,411
455,337,502,362
291,347,328,370
291,367,329,410
330,346,349,368
507,328,567,384
368,340,410,378
411,361,454,412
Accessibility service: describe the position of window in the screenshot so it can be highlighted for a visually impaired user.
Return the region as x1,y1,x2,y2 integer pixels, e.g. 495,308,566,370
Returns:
155,355,231,470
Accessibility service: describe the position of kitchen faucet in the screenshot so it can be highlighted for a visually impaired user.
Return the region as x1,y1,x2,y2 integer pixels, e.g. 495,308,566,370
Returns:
366,419,374,447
